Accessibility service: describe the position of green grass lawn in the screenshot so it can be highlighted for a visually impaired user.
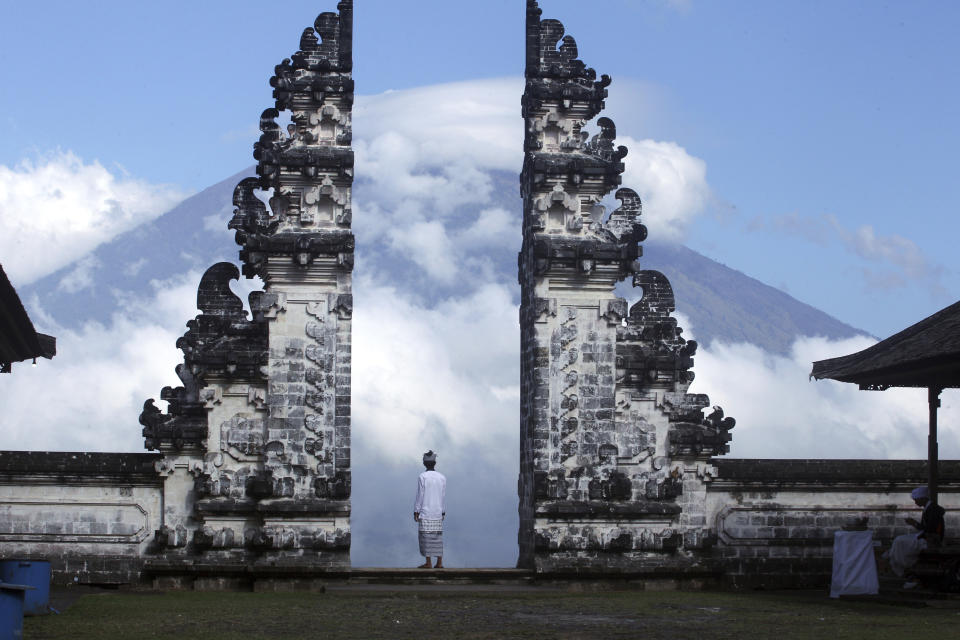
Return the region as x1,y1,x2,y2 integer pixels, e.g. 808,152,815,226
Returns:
25,588,960,639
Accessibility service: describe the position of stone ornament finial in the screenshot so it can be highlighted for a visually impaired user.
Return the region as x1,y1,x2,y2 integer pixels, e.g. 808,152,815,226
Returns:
227,2,356,279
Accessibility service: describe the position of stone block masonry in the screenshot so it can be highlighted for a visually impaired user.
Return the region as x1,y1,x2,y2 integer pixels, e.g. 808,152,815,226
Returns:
0,452,162,584
517,0,735,573
705,459,960,589
140,1,355,568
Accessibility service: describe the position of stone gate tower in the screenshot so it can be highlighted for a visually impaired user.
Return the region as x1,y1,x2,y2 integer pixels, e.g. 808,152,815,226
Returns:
140,1,354,570
518,0,735,572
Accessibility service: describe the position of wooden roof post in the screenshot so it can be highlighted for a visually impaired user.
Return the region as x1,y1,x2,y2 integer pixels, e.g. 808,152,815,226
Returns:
929,386,942,505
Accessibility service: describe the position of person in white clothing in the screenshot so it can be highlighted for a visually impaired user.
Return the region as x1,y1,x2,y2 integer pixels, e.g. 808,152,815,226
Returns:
883,486,947,586
414,450,446,569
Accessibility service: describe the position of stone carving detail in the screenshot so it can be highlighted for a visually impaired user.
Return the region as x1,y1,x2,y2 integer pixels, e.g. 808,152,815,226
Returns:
154,524,188,549
329,293,353,319
534,297,557,323
228,178,278,244
220,415,264,459
596,188,647,244
518,1,733,572
247,387,266,409
300,298,331,469
138,2,353,568
250,292,287,321
153,459,176,477
602,298,628,326
585,117,628,164
617,272,696,387
314,470,351,500
192,526,237,552
229,2,355,280
665,399,736,458
140,263,267,452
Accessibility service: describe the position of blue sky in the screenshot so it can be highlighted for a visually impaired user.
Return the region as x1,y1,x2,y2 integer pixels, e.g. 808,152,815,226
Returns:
4,0,957,337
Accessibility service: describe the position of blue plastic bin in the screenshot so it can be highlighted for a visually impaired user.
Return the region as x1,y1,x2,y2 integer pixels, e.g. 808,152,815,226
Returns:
0,561,50,616
0,583,32,640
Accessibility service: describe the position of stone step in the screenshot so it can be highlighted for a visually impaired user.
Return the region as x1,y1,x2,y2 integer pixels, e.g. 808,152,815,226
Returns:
345,568,535,586
143,562,536,589
141,561,721,591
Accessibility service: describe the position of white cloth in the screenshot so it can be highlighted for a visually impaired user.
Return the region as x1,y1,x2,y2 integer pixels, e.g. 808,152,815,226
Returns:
830,530,879,598
419,527,443,556
418,518,443,533
414,469,446,521
884,531,927,578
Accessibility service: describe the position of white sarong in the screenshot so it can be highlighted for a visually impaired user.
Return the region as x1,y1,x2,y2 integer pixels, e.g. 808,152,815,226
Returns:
418,518,443,557
883,532,927,577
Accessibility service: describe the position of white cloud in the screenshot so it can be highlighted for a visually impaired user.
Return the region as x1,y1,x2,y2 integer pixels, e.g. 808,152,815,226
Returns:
0,151,186,286
352,275,519,470
351,82,523,282
352,80,712,285
746,212,945,293
619,136,710,242
354,134,496,219
57,255,100,293
460,207,515,246
355,79,522,174
0,272,202,452
690,333,960,460
388,220,459,283
829,215,941,284
353,78,523,235
123,258,148,277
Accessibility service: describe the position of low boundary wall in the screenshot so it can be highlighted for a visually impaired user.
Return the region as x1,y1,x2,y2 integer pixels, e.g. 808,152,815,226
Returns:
0,451,162,585
2,452,959,587
707,459,960,588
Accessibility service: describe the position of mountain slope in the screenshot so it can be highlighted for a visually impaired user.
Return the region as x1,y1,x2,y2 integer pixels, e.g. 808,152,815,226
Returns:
25,168,249,325
641,242,864,353
25,168,864,354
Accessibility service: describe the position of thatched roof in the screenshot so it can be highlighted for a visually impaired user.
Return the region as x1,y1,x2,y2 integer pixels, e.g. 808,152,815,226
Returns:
0,264,55,372
811,300,960,389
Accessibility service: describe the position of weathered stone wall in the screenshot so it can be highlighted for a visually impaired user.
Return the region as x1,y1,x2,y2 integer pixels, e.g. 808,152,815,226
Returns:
518,0,734,574
705,459,960,588
243,0,355,564
0,452,162,584
517,0,639,570
515,3,959,584
139,2,355,568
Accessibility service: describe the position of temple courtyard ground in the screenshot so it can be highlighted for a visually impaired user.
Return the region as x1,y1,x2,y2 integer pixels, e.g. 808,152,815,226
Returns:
25,583,960,639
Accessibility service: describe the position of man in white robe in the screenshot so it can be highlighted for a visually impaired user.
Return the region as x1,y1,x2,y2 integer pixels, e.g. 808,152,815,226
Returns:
883,486,946,586
414,450,446,569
